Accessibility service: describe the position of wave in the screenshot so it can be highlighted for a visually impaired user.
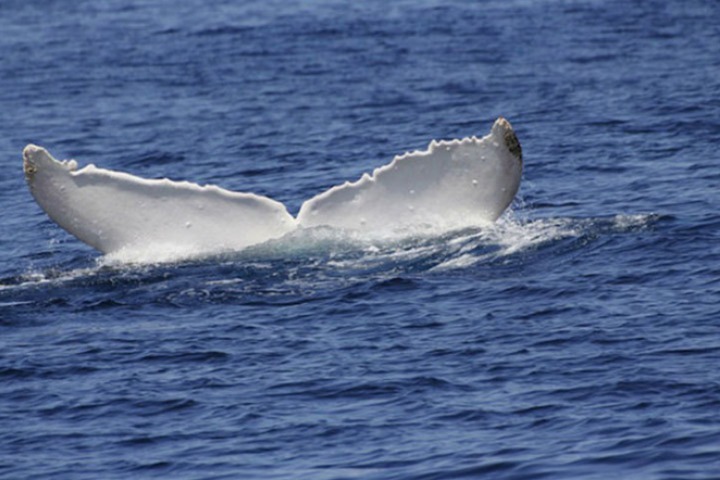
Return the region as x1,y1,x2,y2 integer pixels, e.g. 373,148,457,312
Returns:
0,213,660,297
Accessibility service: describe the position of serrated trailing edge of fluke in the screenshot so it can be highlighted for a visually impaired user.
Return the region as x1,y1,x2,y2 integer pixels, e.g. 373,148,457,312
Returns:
395,116,521,163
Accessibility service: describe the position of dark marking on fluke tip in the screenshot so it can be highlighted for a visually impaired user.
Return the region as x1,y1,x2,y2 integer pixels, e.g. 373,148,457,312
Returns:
503,125,522,162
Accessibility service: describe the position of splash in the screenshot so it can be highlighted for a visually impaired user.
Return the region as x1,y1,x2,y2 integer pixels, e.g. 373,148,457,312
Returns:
23,118,522,263
0,213,661,296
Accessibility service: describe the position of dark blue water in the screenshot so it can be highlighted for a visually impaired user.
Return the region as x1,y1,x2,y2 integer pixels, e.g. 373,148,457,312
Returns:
1,1,719,478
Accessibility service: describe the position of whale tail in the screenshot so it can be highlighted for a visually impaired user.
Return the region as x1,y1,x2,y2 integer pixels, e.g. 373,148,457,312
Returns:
24,117,522,257
23,145,296,254
297,117,522,232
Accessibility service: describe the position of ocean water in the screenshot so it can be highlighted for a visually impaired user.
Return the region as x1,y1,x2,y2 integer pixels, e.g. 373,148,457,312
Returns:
1,0,719,478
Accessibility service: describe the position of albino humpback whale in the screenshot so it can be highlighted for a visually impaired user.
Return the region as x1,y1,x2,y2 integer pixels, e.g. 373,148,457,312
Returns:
23,117,522,256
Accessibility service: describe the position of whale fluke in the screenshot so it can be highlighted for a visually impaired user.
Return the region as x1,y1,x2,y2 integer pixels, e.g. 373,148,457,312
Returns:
298,117,522,233
23,145,296,254
24,117,522,257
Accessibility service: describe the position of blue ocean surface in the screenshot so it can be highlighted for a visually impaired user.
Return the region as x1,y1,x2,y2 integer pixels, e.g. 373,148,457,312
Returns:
1,0,719,478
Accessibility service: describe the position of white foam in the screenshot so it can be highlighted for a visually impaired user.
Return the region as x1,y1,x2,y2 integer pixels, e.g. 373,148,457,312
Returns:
0,264,105,292
102,242,230,265
429,213,581,272
2,213,661,293
612,213,657,230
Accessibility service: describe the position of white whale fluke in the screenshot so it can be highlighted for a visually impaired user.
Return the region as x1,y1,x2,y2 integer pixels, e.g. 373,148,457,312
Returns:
23,117,522,258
